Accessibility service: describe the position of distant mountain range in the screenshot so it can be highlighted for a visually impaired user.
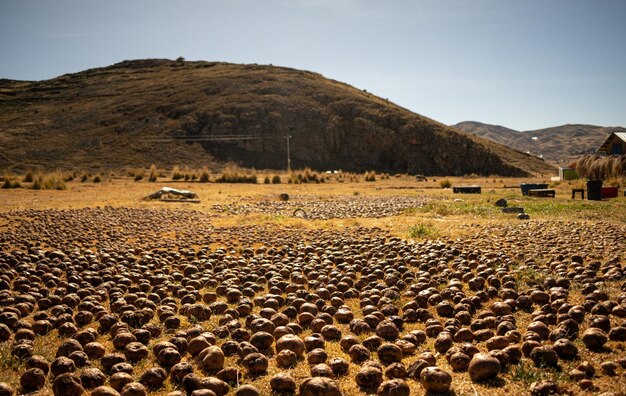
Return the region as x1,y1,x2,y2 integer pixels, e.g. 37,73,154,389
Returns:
452,121,626,164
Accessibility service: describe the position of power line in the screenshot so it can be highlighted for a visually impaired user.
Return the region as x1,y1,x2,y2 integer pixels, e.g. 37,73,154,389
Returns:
144,134,273,143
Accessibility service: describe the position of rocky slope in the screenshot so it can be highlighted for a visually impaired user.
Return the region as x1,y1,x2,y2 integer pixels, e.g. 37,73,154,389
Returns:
0,59,554,175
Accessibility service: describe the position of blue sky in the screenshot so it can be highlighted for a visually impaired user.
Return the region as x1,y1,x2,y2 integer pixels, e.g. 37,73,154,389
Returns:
1,0,625,130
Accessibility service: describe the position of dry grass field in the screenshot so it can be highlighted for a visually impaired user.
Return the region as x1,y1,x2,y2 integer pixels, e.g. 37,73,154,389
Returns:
0,173,625,396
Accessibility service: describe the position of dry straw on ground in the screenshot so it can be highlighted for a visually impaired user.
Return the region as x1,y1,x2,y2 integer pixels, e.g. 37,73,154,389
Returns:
576,154,626,181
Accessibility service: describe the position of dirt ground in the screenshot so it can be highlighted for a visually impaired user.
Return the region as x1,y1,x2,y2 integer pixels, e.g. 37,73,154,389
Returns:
0,174,625,395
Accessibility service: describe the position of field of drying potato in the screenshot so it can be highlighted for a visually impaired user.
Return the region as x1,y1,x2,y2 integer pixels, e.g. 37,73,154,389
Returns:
0,176,625,396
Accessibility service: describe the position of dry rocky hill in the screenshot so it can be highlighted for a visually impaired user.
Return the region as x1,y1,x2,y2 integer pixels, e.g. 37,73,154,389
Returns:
452,121,626,164
0,59,554,176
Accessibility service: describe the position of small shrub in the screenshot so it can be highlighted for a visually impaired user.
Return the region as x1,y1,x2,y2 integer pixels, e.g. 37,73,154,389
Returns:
439,179,452,189
605,177,624,187
172,166,184,181
515,266,546,287
1,177,22,189
134,174,143,182
263,176,271,184
365,171,376,182
291,168,322,184
43,173,66,190
306,168,321,183
511,362,541,385
23,171,34,183
289,174,300,184
31,173,67,190
33,176,43,189
0,342,21,370
93,175,102,183
148,164,158,182
81,174,89,183
126,168,143,178
199,170,210,183
215,168,257,183
272,175,282,184
408,223,437,239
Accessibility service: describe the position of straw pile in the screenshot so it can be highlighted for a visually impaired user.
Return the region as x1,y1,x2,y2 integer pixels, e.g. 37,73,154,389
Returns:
576,155,626,180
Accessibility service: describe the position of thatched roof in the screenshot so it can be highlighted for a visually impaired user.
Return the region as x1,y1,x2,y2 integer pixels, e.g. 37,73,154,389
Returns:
576,154,626,180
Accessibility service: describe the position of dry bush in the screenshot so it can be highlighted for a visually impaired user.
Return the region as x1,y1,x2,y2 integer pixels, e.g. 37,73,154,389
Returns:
63,171,76,182
336,171,360,183
576,155,625,180
171,166,184,181
289,168,323,184
32,172,67,190
126,167,145,178
364,171,376,182
439,179,452,188
1,176,22,189
302,168,321,183
215,167,257,183
605,177,625,187
199,168,210,183
148,164,158,182
23,171,34,183
177,165,195,182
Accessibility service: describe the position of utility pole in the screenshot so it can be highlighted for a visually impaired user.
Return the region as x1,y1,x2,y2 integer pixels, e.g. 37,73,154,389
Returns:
286,133,292,173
